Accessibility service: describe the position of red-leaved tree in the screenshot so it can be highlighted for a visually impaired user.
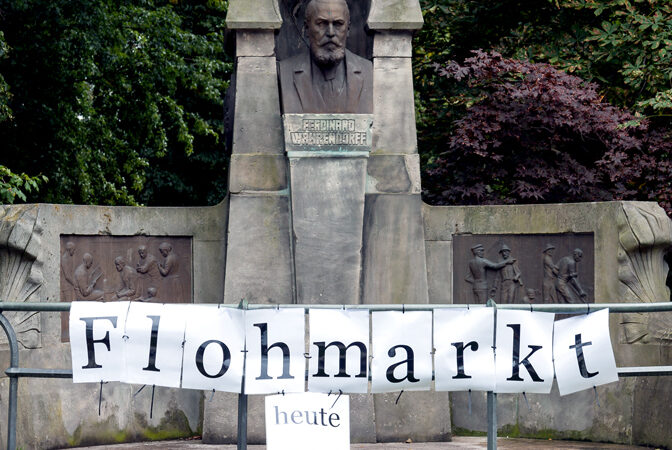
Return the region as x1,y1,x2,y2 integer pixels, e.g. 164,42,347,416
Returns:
423,51,671,216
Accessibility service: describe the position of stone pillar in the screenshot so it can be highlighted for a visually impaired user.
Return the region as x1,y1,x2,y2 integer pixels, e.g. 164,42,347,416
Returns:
364,0,451,442
222,2,290,306
204,1,289,443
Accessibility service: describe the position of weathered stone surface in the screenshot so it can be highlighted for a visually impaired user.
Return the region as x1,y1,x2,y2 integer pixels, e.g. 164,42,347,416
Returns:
426,240,452,304
372,57,417,153
226,0,282,29
0,201,227,450
451,380,635,444
366,154,420,194
424,201,672,446
372,31,413,57
232,57,283,155
289,157,367,304
203,393,267,444
374,391,451,442
350,394,377,442
633,377,672,449
367,0,423,30
228,155,288,193
0,205,43,350
617,202,672,345
361,194,428,304
235,30,276,57
224,195,293,304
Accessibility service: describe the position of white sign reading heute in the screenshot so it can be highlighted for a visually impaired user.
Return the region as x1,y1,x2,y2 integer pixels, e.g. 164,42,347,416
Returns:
265,393,350,450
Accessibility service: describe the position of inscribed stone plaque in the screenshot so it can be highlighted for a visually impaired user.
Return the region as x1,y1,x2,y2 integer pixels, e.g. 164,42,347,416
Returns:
283,114,373,155
60,235,192,341
452,234,594,305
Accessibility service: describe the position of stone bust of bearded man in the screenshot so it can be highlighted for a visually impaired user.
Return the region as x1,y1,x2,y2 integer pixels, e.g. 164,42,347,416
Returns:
278,0,373,114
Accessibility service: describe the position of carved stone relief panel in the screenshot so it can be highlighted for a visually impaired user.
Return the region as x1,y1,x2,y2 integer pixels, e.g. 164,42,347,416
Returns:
60,235,192,341
453,233,594,305
0,205,44,350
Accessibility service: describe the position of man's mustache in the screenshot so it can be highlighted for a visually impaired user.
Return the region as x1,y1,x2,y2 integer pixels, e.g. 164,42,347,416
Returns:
318,38,343,47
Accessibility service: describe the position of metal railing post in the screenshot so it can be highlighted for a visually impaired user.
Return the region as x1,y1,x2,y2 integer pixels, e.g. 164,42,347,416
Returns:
487,391,497,450
0,312,19,450
486,298,498,450
237,391,248,450
237,299,248,450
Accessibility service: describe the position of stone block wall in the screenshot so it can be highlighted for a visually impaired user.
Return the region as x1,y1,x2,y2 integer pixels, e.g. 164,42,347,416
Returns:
0,201,227,450
423,201,672,448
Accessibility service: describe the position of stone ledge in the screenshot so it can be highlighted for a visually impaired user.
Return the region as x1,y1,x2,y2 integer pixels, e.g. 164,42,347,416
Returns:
226,0,282,29
367,0,423,30
366,154,420,194
229,154,288,193
373,31,413,58
235,30,276,57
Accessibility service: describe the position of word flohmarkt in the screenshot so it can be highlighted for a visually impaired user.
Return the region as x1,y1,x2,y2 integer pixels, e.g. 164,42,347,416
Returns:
69,302,618,397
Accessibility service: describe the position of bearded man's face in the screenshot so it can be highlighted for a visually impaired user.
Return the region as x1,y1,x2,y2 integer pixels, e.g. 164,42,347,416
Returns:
306,0,349,67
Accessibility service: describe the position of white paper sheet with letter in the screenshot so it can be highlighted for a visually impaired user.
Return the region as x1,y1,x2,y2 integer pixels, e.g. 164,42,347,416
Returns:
495,310,555,394
70,301,129,383
308,309,369,394
434,308,495,392
265,392,349,450
181,306,246,392
553,309,618,396
122,302,187,388
371,311,432,393
245,308,305,394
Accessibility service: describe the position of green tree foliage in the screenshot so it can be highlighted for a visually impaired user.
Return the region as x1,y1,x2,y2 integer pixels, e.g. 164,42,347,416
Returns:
0,0,231,206
0,166,47,204
522,0,672,116
0,30,11,122
0,29,47,204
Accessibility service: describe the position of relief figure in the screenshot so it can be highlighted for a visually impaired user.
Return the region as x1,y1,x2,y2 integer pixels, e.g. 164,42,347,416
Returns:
139,286,159,302
492,244,523,303
73,253,104,300
277,0,373,114
136,245,160,299
158,242,185,301
556,248,588,303
542,244,559,303
466,244,516,303
114,256,138,300
60,241,77,302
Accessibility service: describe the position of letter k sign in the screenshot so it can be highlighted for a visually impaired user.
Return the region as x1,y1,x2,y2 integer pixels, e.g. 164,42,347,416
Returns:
494,310,555,394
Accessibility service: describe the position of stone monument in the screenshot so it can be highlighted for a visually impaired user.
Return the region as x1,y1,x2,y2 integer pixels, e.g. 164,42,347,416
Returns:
1,0,672,448
207,0,446,443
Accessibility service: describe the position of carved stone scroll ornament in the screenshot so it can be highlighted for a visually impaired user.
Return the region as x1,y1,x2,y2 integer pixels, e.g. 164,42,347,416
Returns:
0,205,44,350
618,203,672,344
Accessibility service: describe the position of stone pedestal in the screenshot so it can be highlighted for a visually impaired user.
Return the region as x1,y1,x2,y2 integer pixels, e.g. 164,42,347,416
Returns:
284,114,373,304
207,0,452,444
290,156,367,304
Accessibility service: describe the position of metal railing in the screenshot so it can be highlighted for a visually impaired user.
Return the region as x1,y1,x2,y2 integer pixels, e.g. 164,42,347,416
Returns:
2,300,672,450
